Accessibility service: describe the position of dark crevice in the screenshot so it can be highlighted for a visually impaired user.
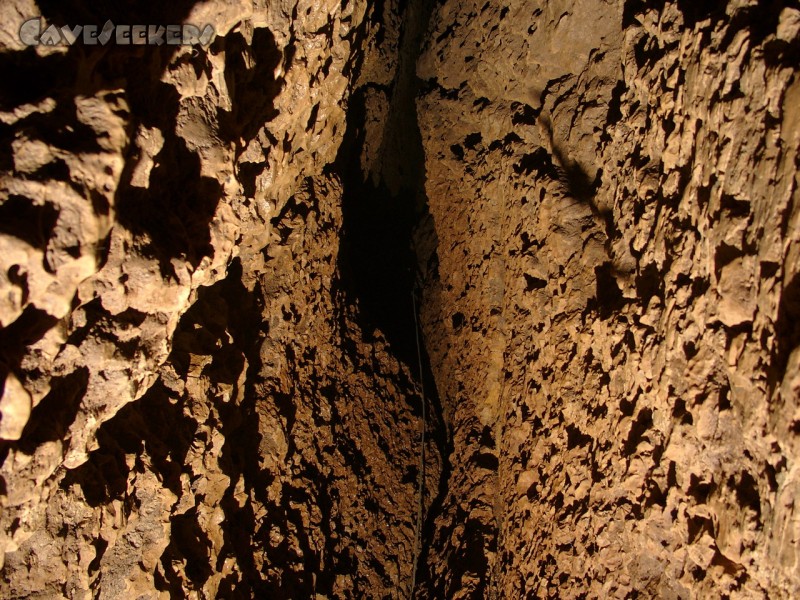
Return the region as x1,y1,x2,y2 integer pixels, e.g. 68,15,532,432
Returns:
14,367,89,455
332,0,448,595
770,272,800,393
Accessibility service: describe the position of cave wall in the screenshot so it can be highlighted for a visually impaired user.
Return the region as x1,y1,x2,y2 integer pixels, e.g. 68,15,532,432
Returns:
413,0,800,597
1,0,799,598
0,1,431,597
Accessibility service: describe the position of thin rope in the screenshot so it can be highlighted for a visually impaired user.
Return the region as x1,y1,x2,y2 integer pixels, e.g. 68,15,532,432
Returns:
410,288,426,598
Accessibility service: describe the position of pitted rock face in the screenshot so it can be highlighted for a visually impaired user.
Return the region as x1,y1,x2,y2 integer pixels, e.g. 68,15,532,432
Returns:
0,0,798,598
0,1,427,597
413,0,800,598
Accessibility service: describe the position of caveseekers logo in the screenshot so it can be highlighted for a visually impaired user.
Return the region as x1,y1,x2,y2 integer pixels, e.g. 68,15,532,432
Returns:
19,18,215,47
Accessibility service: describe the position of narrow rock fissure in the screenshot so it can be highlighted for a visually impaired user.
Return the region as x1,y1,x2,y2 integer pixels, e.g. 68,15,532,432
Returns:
334,0,451,594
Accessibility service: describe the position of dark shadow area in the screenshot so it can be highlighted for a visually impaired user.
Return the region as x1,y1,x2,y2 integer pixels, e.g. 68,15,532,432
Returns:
60,375,197,507
0,305,59,433
34,0,207,28
0,0,203,109
331,1,450,596
0,306,59,373
676,0,781,44
621,0,726,30
623,0,789,65
114,122,223,272
57,259,271,594
413,300,453,598
109,47,216,273
419,505,495,599
334,0,436,367
594,262,626,319
14,367,89,455
159,259,269,596
447,517,495,598
539,116,609,232
0,47,75,111
769,271,800,392
216,28,282,145
674,0,728,27
12,0,209,111
164,509,215,587
334,85,421,367
525,117,633,321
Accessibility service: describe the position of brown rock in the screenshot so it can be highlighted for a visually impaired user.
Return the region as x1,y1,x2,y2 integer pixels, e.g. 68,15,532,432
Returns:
1,0,798,598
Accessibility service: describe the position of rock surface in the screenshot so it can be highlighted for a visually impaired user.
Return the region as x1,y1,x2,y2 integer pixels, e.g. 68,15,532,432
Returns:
0,1,431,597
0,0,798,598
413,0,800,597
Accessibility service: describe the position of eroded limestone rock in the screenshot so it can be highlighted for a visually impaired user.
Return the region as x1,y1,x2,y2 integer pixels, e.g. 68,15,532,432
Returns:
413,0,800,597
1,0,798,598
0,0,425,597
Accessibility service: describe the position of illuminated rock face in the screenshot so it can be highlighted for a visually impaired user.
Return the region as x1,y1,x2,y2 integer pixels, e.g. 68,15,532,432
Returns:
412,1,800,597
0,0,798,598
0,1,427,597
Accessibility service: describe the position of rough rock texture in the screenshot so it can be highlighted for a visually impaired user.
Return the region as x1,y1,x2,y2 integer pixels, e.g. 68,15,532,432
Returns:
1,0,799,598
413,0,800,597
0,0,431,597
